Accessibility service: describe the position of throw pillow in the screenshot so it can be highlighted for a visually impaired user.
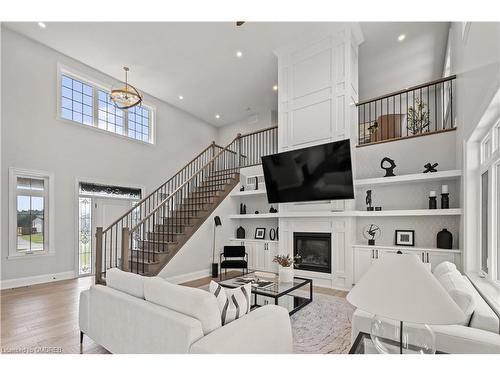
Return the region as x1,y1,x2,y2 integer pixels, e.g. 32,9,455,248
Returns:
437,270,476,325
209,280,252,325
433,261,457,279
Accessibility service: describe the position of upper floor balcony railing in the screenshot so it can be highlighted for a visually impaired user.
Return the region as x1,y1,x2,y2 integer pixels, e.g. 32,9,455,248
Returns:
356,75,456,146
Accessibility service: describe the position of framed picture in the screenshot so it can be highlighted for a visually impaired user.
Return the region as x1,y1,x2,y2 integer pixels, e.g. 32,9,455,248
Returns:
395,230,415,246
254,228,266,240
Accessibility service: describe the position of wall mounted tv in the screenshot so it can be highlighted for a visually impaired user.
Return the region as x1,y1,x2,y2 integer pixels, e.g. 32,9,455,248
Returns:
261,139,354,204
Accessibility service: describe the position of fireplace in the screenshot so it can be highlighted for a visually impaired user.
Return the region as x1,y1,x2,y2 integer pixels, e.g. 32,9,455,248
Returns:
293,232,331,274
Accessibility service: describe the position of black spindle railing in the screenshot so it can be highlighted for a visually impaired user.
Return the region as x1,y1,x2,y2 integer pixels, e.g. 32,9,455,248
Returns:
356,75,456,146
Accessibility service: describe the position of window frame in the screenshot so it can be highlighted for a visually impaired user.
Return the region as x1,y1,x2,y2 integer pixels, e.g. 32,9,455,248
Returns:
56,65,156,145
479,120,500,284
8,168,55,259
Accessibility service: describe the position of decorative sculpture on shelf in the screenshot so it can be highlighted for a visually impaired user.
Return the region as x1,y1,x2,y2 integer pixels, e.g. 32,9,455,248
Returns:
240,185,245,191
269,228,276,241
269,206,278,213
380,157,396,177
363,224,381,246
423,162,439,173
366,190,374,211
236,226,246,239
239,203,247,214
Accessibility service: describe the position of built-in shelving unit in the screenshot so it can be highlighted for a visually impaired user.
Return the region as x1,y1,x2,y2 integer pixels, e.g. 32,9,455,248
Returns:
355,169,462,188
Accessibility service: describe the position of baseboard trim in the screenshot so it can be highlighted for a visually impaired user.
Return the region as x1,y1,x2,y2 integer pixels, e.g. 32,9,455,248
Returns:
0,271,76,290
163,269,211,284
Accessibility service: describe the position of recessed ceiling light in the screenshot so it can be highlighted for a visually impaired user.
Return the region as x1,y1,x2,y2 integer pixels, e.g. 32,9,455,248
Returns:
273,85,278,91
398,34,406,42
236,51,243,58
215,114,221,119
178,95,184,100
38,22,46,29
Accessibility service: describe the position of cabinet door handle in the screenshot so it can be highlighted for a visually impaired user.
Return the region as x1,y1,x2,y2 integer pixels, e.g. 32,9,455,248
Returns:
421,252,425,262
376,250,379,259
426,253,429,263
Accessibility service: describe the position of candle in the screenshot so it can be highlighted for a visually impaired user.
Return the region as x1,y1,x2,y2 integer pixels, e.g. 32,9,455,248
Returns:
429,191,436,197
442,185,449,194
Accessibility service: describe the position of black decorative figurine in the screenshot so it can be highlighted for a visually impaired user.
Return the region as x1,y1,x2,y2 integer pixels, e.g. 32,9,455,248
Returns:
269,206,278,213
240,185,245,191
366,190,374,211
254,210,259,214
437,229,452,249
423,162,439,173
381,157,396,177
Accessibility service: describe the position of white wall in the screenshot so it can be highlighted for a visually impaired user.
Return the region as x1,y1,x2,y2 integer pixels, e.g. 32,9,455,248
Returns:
216,110,276,146
359,23,449,101
1,28,217,283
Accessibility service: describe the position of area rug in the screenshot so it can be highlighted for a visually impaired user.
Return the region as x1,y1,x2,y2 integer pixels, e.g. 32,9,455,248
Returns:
290,292,355,354
199,283,355,354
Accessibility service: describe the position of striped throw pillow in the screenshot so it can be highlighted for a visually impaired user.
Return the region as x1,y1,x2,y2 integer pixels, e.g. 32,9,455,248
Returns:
209,281,252,325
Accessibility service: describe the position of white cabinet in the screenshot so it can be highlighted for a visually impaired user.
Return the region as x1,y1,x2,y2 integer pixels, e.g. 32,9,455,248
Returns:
425,251,456,272
230,240,278,273
353,246,461,285
353,247,377,283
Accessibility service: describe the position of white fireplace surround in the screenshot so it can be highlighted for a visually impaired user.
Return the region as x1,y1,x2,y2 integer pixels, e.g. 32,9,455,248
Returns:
279,217,354,290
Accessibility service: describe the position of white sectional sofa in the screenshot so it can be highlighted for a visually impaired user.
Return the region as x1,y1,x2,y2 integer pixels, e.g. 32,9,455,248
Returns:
79,269,293,354
351,263,500,354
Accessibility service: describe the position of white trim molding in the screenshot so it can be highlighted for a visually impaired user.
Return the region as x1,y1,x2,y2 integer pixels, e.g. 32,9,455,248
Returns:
0,271,75,290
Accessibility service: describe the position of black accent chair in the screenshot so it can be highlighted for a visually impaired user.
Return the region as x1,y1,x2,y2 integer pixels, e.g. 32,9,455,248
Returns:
220,245,248,279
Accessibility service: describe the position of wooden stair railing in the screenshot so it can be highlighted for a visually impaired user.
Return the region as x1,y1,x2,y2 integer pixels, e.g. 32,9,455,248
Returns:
95,126,278,283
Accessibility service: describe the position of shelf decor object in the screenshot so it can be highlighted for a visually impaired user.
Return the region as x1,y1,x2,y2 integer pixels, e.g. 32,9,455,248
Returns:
347,254,465,354
380,157,396,177
236,226,246,239
212,216,222,278
395,230,415,246
423,162,438,173
429,191,437,209
254,228,266,240
441,185,449,209
363,224,381,246
366,190,374,211
436,229,453,249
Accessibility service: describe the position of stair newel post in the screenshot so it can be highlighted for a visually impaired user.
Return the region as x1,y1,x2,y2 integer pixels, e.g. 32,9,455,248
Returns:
95,227,103,284
121,227,130,272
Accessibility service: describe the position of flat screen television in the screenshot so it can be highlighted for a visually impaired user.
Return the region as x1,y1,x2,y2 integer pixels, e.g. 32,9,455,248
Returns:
261,139,354,204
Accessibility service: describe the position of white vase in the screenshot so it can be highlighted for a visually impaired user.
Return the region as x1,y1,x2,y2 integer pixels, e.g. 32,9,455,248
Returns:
279,266,294,283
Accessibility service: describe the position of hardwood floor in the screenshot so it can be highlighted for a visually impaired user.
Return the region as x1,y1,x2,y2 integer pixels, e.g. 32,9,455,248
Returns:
1,273,347,354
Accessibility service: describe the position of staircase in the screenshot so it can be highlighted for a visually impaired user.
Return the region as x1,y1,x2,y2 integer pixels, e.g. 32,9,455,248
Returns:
95,126,278,283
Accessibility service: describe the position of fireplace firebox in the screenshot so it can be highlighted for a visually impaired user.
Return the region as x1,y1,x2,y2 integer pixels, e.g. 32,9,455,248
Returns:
293,232,331,274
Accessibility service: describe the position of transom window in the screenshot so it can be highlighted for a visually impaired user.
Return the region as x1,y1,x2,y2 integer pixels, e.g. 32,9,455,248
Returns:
59,70,154,144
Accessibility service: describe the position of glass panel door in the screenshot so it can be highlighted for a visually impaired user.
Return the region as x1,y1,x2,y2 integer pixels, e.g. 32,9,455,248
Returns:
79,197,92,275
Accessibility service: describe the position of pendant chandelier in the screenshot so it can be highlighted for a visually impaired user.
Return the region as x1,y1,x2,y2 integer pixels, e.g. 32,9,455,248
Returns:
110,67,143,109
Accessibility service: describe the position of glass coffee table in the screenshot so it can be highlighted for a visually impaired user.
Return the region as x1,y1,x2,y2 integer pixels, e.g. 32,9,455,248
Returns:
349,332,446,354
218,271,313,315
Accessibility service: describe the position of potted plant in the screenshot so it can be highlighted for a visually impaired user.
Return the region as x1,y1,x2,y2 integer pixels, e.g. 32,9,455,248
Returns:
273,254,301,283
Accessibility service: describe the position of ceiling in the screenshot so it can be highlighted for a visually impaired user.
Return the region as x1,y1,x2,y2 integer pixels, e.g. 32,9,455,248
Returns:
359,22,450,101
5,22,346,126
5,22,450,125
